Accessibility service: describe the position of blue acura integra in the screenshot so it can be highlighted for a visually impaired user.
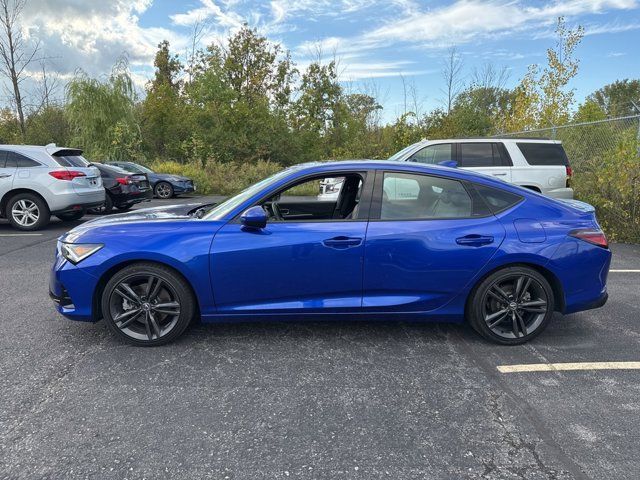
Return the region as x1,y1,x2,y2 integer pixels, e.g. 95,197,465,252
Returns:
50,161,611,346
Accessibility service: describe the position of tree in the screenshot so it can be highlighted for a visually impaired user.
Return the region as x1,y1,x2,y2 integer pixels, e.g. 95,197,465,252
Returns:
0,0,39,137
587,79,640,117
440,46,464,113
66,58,141,160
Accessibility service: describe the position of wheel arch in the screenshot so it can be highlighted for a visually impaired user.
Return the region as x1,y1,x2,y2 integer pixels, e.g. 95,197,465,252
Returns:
0,188,49,217
92,259,202,322
465,261,565,315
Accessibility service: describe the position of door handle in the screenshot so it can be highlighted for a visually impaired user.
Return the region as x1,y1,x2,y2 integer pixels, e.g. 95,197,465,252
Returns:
0,173,12,178
492,173,507,177
456,234,494,247
322,236,362,249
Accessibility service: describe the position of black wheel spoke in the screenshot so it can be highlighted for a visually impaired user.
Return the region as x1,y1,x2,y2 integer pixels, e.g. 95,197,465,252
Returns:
114,308,141,323
511,312,522,337
514,276,524,299
144,312,153,340
520,299,547,313
518,277,532,301
119,310,143,328
488,311,509,328
490,285,510,303
515,311,527,337
153,301,180,316
115,283,141,305
146,276,163,301
148,312,161,338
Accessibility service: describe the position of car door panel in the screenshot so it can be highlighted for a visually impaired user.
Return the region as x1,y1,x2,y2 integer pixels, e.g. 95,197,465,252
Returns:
211,221,367,313
276,200,337,220
363,217,505,311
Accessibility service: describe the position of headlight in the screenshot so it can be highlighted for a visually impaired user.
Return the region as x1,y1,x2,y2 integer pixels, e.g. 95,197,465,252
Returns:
60,243,103,264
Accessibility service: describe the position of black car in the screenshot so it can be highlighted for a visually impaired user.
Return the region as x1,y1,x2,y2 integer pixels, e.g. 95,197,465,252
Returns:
90,163,153,214
107,161,195,199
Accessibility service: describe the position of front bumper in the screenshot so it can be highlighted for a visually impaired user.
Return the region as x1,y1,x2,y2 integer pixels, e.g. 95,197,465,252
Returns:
173,182,196,194
50,254,100,322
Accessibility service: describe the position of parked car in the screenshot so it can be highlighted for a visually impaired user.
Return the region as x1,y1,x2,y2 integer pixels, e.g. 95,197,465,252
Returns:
106,161,195,199
89,163,153,214
387,138,574,199
51,160,610,347
0,144,104,231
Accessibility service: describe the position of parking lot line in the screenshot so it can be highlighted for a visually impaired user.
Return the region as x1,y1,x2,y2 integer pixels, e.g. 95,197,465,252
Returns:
497,361,640,373
609,269,640,272
0,233,44,237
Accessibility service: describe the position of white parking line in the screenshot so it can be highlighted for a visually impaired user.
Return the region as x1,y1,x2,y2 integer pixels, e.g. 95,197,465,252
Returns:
610,269,640,273
0,233,44,237
498,361,640,373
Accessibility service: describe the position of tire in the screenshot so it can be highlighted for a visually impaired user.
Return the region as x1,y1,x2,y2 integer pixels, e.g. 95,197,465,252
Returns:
88,194,113,215
115,204,132,211
6,192,50,231
467,266,555,345
154,182,174,199
56,210,84,222
101,262,195,346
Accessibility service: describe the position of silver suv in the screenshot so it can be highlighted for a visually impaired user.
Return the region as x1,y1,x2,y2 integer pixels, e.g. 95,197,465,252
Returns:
0,145,104,231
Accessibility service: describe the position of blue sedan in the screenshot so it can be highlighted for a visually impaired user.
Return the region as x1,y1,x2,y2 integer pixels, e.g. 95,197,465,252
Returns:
107,161,195,199
50,161,611,346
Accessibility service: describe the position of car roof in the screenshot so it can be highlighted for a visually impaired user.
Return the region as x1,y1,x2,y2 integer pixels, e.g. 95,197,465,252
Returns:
292,159,516,189
407,138,561,145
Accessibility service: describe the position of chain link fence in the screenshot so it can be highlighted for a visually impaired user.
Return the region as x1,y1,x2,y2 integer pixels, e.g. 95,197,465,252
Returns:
501,114,640,170
501,115,640,242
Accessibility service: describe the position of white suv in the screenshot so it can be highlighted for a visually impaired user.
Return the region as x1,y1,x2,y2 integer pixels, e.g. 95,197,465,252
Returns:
0,145,104,231
388,138,573,199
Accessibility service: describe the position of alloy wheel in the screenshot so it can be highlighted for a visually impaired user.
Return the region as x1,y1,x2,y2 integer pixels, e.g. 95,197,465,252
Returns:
108,273,182,342
482,273,549,339
11,199,40,227
156,183,172,199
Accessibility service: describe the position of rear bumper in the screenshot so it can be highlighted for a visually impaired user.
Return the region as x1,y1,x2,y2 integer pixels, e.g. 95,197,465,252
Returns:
48,190,106,213
546,187,574,199
112,188,153,207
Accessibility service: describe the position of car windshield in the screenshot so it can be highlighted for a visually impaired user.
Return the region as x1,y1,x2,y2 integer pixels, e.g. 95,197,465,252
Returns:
128,163,154,174
203,168,295,220
388,143,421,161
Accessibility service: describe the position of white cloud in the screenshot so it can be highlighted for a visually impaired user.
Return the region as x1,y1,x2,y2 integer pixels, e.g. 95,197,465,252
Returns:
170,0,244,28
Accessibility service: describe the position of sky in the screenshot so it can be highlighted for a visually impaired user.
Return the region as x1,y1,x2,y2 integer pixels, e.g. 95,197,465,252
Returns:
16,0,640,122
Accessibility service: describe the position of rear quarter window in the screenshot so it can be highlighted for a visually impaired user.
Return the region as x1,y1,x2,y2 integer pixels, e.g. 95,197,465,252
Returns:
517,143,569,166
473,183,523,214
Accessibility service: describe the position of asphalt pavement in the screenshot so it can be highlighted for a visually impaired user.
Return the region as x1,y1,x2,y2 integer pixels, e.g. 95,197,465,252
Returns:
1,195,639,479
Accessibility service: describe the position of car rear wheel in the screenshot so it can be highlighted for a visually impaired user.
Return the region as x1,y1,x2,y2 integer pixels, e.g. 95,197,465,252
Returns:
56,210,84,222
467,266,554,345
88,194,113,215
101,263,195,346
7,193,50,231
154,182,173,199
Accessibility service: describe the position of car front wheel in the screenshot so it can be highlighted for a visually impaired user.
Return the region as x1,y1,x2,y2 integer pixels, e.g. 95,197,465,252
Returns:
154,182,174,199
101,263,195,346
7,193,50,231
467,266,555,345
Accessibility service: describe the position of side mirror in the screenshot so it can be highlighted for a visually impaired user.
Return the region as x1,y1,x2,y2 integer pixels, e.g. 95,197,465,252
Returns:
240,206,267,229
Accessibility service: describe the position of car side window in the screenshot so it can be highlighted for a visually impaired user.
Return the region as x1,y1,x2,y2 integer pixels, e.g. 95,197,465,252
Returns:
380,172,473,220
262,174,364,222
473,183,523,213
459,143,503,168
410,144,453,164
0,150,7,168
6,152,40,168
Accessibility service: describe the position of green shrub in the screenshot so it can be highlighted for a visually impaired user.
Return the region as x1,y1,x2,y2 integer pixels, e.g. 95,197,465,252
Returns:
573,131,640,243
148,159,283,196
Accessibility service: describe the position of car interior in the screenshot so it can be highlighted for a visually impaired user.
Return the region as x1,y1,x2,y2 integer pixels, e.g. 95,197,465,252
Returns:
262,174,363,221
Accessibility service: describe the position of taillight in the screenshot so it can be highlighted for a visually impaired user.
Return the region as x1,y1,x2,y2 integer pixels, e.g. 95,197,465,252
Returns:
116,177,132,185
49,170,86,181
566,166,573,177
569,228,608,248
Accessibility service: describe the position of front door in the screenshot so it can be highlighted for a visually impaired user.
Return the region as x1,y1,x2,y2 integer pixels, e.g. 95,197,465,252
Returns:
363,170,505,312
210,172,371,314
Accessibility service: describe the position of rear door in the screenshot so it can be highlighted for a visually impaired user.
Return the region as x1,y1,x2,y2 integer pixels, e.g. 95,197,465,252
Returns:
0,150,13,202
363,170,505,312
457,142,512,182
407,143,454,164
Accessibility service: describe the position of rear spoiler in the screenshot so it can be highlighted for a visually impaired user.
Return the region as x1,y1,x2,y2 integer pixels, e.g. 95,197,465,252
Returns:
555,199,595,214
47,146,83,157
